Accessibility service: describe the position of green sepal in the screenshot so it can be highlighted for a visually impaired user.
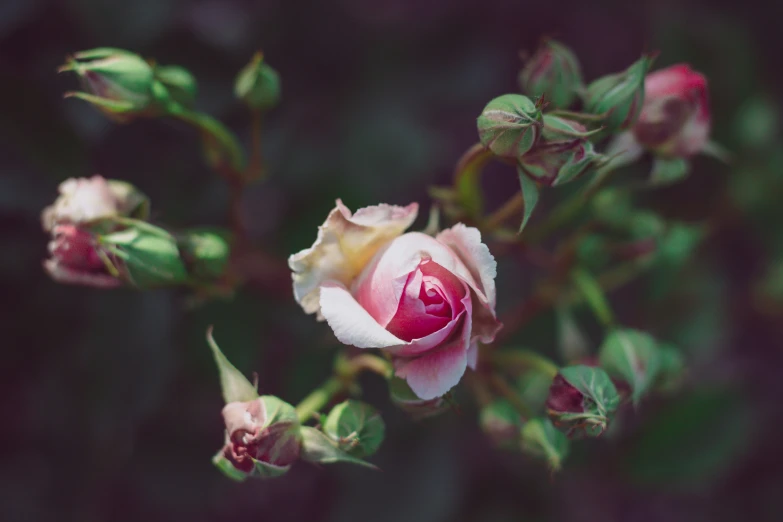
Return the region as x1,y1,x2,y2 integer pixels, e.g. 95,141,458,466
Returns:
388,377,449,420
206,327,258,404
584,54,655,131
153,64,198,110
235,52,281,111
99,221,189,288
176,227,232,281
517,167,540,232
299,427,378,469
520,418,570,471
212,450,291,481
323,400,385,458
599,329,662,404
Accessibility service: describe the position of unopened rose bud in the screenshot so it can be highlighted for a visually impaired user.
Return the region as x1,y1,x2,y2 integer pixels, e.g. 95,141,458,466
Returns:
59,48,156,122
519,39,583,109
235,52,281,111
44,224,121,288
519,115,606,186
632,64,710,158
477,94,543,159
176,228,232,285
546,365,620,439
152,64,198,110
389,377,450,420
324,400,385,458
218,396,302,479
585,55,655,131
480,399,523,450
520,417,569,471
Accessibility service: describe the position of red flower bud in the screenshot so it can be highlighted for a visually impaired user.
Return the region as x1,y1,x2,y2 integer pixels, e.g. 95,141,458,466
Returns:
44,225,120,288
632,64,710,158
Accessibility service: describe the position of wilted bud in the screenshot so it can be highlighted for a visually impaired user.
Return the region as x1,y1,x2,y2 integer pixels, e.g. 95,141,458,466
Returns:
546,365,620,438
480,399,523,450
44,224,121,288
599,329,662,404
519,115,606,186
235,52,281,111
42,175,148,232
217,396,302,479
519,39,583,109
59,48,156,122
632,64,710,158
520,417,569,471
389,377,449,420
152,64,198,110
323,400,385,458
585,55,654,131
477,94,543,159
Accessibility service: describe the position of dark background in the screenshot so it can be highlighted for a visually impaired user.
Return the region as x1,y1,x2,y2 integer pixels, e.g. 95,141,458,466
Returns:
2,0,783,521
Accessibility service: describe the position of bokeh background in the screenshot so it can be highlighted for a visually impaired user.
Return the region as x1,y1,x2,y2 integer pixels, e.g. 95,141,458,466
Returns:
2,0,783,521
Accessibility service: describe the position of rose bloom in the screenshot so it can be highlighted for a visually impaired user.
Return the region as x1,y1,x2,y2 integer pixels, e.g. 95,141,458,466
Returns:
632,64,710,158
221,398,301,473
289,201,502,400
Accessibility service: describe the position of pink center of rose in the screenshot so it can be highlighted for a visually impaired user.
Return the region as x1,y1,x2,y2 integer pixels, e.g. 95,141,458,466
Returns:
385,258,466,341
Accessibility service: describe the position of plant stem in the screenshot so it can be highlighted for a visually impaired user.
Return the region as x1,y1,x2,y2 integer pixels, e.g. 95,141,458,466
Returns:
483,192,524,231
492,350,559,379
249,109,265,180
453,143,496,221
489,374,533,418
170,108,247,177
294,377,344,423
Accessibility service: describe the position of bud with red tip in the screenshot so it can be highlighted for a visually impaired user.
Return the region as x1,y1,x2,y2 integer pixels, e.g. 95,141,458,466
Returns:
519,39,583,109
546,365,620,438
632,64,711,158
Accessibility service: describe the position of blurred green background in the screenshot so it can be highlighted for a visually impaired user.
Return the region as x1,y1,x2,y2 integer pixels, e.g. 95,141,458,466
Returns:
2,0,783,521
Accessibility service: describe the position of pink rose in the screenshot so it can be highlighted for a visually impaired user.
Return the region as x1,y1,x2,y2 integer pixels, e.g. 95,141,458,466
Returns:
632,64,710,158
44,224,121,288
289,201,502,400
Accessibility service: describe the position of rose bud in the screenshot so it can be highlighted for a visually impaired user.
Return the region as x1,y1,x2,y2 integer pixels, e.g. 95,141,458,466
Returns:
235,52,281,111
480,399,524,450
631,64,710,158
175,228,232,285
477,94,543,159
44,224,121,288
58,48,156,122
290,201,502,400
546,365,620,439
218,396,302,479
520,417,569,471
152,64,198,110
519,115,607,186
518,39,583,109
585,54,654,131
598,329,661,405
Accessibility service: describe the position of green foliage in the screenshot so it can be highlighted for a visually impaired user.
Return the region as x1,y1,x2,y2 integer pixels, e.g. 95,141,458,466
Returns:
300,427,378,469
520,418,570,471
599,329,661,404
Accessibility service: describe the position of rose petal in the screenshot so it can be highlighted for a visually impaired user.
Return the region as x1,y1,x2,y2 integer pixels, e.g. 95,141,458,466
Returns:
289,200,418,318
43,259,121,288
436,224,497,307
41,175,119,232
319,281,406,348
467,342,479,370
394,336,470,400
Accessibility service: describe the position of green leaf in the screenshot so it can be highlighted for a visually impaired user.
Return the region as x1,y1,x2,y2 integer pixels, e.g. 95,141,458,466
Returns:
599,329,661,404
556,306,590,363
571,268,615,328
520,418,570,471
650,157,690,186
206,327,258,404
517,167,540,232
323,400,385,458
299,426,378,469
